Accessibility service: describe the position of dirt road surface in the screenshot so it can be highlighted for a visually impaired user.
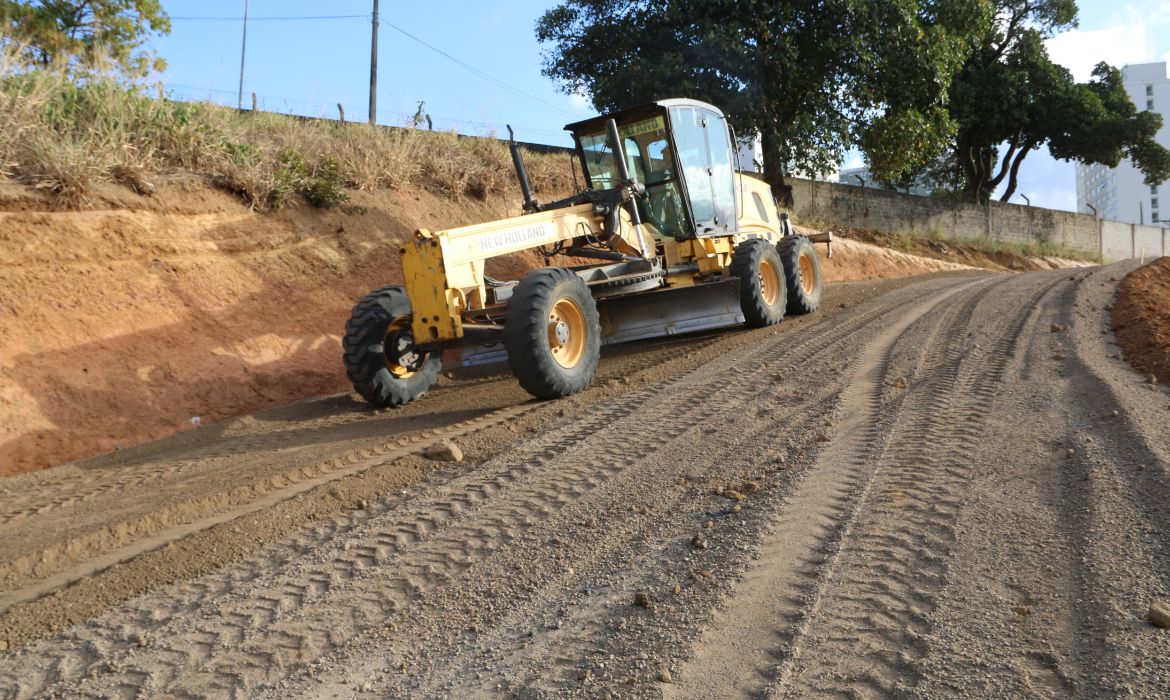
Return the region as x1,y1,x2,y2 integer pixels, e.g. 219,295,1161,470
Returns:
1,263,1168,698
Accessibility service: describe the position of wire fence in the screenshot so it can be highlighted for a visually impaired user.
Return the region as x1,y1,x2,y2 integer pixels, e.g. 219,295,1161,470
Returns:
161,84,575,156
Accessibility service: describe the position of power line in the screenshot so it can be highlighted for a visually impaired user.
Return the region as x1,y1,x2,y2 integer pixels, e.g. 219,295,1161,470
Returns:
379,20,575,118
168,13,577,122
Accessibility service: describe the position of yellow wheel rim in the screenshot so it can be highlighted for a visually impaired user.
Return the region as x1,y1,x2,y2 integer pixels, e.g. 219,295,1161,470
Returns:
383,318,416,378
799,252,816,295
548,298,587,369
759,258,781,306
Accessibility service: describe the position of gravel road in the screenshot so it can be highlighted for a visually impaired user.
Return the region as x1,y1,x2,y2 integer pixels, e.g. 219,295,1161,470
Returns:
1,264,1167,699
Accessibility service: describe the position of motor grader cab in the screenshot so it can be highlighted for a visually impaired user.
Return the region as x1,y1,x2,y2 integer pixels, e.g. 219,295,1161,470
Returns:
342,98,830,406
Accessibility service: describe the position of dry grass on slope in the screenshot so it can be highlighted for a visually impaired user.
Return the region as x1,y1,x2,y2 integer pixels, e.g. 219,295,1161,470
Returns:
0,42,573,210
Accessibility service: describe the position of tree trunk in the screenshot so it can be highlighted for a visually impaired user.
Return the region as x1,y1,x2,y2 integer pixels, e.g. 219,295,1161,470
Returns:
998,143,1033,203
955,135,983,204
755,31,792,210
959,147,996,204
762,130,793,208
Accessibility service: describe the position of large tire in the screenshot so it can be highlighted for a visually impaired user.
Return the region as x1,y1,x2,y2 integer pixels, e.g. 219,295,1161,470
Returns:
342,286,441,407
777,235,823,315
504,267,601,399
730,238,787,327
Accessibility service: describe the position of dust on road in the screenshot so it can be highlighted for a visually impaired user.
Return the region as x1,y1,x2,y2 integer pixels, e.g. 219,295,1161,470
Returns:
1,265,1167,699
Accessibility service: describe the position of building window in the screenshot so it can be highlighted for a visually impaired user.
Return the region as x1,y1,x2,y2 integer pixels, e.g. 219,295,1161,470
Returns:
1148,85,1154,96
1153,198,1159,208
1153,185,1159,195
1148,99,1155,110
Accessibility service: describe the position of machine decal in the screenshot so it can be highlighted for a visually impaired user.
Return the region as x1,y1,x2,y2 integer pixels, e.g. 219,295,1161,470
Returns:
478,223,555,252
619,116,666,138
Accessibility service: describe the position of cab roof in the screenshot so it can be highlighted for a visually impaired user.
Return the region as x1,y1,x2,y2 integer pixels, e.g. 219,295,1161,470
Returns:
563,98,726,134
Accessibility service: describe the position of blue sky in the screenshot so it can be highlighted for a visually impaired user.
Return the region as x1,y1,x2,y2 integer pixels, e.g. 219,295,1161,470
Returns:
156,1,1170,212
157,1,590,145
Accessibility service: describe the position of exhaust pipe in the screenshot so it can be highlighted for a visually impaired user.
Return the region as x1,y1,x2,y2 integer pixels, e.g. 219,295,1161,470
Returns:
507,125,538,213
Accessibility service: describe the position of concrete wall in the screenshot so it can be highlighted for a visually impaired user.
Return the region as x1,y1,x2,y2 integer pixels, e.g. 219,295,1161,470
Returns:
1102,221,1135,262
1134,226,1166,259
787,176,1168,262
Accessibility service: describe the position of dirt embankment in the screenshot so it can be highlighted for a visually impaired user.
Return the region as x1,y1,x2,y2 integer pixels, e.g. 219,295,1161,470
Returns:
0,183,1015,477
844,227,1096,271
0,183,556,476
1113,257,1170,385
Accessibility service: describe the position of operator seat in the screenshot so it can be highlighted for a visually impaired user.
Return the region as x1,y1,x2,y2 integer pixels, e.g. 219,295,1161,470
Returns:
643,169,687,240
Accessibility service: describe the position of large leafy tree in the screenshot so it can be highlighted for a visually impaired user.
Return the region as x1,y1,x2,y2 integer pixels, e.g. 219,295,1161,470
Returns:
0,0,170,76
945,0,1170,203
536,0,984,203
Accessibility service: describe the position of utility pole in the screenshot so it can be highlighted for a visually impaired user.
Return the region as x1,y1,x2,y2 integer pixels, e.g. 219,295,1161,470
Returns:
369,0,379,125
237,0,249,110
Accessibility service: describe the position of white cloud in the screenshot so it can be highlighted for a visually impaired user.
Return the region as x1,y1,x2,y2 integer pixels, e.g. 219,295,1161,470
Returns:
1046,23,1154,82
568,91,591,113
1000,151,1078,212
840,150,865,170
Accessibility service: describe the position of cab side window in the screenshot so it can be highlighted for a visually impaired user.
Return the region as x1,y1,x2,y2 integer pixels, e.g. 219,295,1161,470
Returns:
704,112,736,229
669,105,736,234
670,106,715,227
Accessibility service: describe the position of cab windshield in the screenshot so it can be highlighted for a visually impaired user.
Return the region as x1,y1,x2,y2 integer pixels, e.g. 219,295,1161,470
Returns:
578,115,690,240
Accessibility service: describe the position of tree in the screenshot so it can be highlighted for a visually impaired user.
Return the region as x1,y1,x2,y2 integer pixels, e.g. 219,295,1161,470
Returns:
944,0,1170,203
0,0,170,76
536,0,984,203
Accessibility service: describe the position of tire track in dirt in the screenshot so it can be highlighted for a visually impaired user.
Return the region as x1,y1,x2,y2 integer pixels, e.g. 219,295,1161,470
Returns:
0,329,731,527
769,273,1068,698
373,375,847,698
277,277,988,699
897,263,1170,698
0,319,743,597
1043,266,1170,696
666,275,996,698
0,277,974,698
397,276,1005,699
0,402,542,615
270,278,997,698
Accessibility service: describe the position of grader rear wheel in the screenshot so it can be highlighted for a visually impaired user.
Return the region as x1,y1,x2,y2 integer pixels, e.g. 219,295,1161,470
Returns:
504,267,601,399
730,238,787,327
777,235,823,315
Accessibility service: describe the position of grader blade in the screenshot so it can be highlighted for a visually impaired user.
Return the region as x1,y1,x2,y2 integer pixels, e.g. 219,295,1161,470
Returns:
455,281,743,368
596,280,743,345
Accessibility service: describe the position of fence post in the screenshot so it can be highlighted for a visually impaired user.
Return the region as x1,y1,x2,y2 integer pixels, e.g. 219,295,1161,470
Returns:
251,92,257,112
337,104,346,125
1131,224,1137,259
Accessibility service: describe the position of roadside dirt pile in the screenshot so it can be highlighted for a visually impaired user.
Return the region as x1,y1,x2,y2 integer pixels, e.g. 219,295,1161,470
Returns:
0,183,1015,477
1113,256,1170,385
810,234,976,281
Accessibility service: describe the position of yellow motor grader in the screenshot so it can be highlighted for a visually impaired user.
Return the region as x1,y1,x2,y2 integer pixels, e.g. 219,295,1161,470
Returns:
343,98,829,405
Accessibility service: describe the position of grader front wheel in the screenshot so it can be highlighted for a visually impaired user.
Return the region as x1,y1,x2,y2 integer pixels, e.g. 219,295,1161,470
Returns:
342,286,441,407
504,267,601,399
